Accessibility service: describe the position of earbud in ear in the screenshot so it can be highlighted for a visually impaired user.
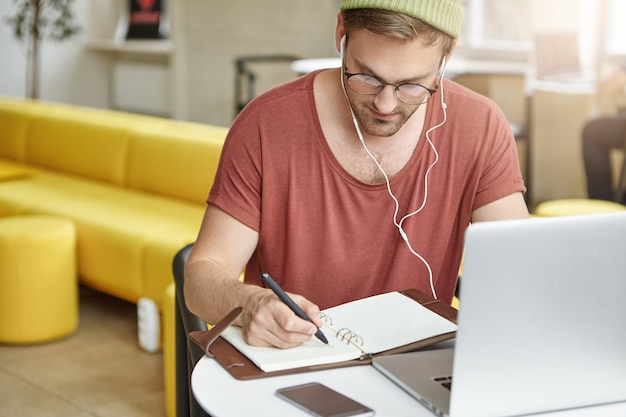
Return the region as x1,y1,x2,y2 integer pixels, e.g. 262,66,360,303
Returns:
439,56,447,78
340,35,346,58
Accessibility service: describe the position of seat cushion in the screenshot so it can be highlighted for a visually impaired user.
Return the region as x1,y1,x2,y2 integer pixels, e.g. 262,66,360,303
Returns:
0,170,205,304
534,199,626,217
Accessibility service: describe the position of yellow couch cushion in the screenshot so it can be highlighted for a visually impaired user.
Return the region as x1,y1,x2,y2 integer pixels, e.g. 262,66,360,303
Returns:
0,105,29,160
0,170,205,303
26,108,132,184
126,123,228,204
0,171,73,216
0,159,33,181
142,235,199,308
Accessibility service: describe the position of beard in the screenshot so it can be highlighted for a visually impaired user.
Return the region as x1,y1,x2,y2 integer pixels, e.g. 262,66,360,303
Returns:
346,93,420,138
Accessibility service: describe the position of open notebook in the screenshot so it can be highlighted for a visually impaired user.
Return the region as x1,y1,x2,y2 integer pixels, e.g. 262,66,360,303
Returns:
189,289,458,379
220,291,457,372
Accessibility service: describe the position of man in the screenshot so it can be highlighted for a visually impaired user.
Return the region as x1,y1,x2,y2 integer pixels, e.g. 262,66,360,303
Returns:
185,0,529,349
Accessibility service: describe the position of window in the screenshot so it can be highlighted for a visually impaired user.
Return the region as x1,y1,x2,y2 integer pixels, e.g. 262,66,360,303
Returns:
459,0,618,70
460,0,532,54
605,0,626,56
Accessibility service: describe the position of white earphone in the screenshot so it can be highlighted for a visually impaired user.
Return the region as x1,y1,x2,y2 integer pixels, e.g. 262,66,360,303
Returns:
439,56,447,110
340,35,346,58
339,35,449,299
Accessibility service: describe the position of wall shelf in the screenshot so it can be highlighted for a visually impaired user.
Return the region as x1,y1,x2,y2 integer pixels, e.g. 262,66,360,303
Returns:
86,38,174,56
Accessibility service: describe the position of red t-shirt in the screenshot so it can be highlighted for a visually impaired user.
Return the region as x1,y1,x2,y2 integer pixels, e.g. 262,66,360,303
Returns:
209,70,525,308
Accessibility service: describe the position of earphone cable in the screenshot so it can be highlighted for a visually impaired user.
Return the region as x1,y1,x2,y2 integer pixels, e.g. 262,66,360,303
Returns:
339,53,447,299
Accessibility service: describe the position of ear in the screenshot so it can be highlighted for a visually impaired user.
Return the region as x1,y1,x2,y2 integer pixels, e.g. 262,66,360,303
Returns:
444,39,458,65
439,39,457,76
335,12,346,56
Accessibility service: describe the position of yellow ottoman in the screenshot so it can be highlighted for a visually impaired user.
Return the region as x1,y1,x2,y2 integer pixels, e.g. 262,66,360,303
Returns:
0,216,78,343
534,199,626,217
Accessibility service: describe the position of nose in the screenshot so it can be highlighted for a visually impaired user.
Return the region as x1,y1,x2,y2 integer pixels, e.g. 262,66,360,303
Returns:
373,84,398,114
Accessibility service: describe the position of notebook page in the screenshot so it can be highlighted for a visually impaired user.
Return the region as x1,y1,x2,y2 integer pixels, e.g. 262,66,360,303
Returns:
220,325,362,372
219,291,456,372
322,292,457,354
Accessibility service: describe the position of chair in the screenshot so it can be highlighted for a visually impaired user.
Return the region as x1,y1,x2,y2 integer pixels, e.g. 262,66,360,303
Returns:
534,198,626,216
234,54,301,116
616,145,626,203
172,243,211,417
534,140,626,216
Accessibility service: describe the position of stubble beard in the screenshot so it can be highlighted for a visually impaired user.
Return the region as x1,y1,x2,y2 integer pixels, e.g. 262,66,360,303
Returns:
347,96,419,138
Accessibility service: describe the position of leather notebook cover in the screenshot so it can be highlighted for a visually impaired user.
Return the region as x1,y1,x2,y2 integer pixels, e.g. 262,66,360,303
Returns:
188,288,457,380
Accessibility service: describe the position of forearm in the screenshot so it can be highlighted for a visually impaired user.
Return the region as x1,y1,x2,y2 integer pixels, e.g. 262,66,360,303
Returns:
184,256,260,326
184,256,322,348
184,205,321,347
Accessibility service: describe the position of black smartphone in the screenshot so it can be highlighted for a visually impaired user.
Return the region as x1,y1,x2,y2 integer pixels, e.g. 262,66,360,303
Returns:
276,382,375,417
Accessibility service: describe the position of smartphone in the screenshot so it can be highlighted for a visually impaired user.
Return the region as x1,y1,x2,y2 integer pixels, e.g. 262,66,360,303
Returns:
276,382,375,417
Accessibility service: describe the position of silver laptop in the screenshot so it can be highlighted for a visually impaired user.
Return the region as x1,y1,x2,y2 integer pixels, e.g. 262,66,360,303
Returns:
373,212,626,417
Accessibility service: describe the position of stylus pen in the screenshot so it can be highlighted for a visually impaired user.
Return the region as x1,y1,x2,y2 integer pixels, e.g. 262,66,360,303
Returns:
261,272,329,344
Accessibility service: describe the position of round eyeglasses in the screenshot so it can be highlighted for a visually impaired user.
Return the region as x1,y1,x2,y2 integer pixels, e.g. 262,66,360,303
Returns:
344,70,437,105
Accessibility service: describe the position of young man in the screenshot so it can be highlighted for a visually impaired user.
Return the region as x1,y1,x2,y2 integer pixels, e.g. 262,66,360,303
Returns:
185,0,529,349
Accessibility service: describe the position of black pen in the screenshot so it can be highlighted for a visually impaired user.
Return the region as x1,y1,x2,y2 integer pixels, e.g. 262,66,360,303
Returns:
261,272,328,344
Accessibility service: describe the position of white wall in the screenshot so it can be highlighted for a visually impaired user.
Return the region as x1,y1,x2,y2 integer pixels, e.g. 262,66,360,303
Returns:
0,0,338,125
0,0,609,131
0,1,26,99
181,0,338,125
0,0,110,108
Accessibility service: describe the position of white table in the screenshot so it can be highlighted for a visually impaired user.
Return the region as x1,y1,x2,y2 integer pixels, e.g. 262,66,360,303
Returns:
192,356,423,416
192,355,626,417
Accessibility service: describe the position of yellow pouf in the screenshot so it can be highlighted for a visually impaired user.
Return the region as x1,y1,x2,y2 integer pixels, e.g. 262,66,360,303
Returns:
534,199,626,217
0,216,78,343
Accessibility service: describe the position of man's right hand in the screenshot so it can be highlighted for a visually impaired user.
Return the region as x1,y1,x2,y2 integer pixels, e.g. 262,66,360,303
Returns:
236,285,324,349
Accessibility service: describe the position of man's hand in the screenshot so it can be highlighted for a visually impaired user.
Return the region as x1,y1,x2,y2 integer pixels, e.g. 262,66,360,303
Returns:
238,287,324,349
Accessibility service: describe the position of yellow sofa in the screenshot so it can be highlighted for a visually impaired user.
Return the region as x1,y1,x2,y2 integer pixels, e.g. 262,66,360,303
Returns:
0,96,227,337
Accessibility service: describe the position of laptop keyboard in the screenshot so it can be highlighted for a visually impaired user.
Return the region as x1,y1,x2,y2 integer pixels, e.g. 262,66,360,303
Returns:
433,375,452,391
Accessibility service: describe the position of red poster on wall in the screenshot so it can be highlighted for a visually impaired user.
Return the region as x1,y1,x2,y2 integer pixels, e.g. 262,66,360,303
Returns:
126,0,166,39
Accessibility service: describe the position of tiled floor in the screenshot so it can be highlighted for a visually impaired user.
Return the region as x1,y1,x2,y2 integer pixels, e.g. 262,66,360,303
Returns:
0,287,166,417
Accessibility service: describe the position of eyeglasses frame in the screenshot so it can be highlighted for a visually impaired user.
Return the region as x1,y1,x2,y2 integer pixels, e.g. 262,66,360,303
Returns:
340,35,441,106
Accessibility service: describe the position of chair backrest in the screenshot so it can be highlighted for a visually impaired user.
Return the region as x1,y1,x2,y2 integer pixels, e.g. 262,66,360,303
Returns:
172,243,210,417
233,54,300,117
616,139,626,203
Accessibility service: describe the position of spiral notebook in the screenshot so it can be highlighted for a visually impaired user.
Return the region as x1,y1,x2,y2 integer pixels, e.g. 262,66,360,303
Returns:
189,289,458,380
221,291,457,372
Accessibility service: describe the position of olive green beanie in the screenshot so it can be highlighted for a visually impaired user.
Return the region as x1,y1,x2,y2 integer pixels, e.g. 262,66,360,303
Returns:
340,0,464,38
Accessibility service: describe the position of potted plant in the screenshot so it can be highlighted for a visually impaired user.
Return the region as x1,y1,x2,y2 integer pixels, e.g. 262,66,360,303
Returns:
4,0,81,99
